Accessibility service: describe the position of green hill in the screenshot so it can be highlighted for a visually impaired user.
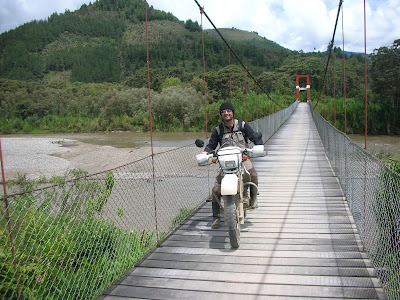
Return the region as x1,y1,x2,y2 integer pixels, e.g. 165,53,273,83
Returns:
0,0,291,89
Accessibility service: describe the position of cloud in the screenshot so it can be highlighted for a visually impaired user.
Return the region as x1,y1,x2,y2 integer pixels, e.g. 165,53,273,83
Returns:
1,0,399,53
0,0,89,33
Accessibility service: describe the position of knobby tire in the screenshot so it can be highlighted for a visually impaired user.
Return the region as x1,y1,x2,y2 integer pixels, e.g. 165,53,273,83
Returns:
225,195,240,248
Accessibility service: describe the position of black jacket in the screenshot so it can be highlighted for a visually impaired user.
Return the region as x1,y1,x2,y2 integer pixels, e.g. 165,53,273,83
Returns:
204,120,263,153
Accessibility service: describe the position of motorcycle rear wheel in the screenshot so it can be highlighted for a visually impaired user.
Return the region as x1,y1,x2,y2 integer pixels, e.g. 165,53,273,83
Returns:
224,195,240,248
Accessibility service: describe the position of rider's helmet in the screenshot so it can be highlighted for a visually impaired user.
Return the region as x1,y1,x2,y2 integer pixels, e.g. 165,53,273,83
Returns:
219,102,235,115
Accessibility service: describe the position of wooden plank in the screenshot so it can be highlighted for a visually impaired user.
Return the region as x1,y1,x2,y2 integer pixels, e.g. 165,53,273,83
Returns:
181,221,356,229
159,241,362,252
166,235,361,246
127,267,380,288
100,285,379,300
145,252,373,268
152,246,369,260
138,259,375,277
105,276,383,299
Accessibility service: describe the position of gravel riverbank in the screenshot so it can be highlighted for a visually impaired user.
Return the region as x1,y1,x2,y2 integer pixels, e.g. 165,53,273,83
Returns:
0,137,158,181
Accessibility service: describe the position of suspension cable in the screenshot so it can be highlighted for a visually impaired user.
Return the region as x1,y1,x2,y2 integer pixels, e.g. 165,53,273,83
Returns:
314,0,343,109
364,0,368,149
200,7,212,199
244,68,248,122
326,65,330,120
228,45,232,102
333,52,337,127
342,3,347,134
144,0,159,243
200,7,208,138
193,0,283,109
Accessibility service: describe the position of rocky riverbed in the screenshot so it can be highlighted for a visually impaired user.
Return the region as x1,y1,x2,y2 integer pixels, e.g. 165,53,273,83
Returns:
0,137,162,181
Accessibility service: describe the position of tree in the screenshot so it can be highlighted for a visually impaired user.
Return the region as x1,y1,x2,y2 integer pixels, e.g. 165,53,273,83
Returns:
161,77,183,90
185,19,201,32
71,45,121,83
370,39,400,134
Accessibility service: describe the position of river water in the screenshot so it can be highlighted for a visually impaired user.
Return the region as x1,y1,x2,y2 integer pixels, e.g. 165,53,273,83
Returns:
4,131,207,149
347,134,400,156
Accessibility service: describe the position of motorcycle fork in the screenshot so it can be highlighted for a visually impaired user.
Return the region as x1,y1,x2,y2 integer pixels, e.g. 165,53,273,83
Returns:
238,175,245,225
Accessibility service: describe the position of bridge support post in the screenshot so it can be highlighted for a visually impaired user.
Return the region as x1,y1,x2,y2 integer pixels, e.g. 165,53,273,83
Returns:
296,75,311,102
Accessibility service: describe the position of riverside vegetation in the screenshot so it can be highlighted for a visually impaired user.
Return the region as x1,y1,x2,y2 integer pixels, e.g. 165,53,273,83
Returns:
1,169,195,299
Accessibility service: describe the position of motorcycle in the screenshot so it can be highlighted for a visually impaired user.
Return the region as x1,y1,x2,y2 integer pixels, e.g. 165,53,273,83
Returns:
195,133,264,248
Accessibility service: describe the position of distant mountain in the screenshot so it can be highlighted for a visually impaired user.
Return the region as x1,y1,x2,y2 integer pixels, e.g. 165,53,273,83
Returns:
0,0,292,87
343,51,371,59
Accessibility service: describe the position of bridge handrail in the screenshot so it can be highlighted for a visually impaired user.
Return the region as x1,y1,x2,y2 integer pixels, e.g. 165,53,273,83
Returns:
309,103,400,300
0,101,297,299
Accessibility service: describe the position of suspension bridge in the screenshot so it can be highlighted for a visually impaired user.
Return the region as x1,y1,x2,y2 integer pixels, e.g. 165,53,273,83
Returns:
97,102,387,299
1,0,400,299
1,101,399,299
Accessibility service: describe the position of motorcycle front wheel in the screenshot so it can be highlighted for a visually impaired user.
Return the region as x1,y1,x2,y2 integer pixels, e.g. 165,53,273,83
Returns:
224,195,240,248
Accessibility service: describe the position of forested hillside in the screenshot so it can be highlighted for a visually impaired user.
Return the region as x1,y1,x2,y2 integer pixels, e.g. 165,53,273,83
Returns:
0,0,288,86
0,0,399,134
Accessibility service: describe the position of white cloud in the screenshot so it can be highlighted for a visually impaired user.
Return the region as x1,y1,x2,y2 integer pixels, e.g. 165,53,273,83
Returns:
0,0,399,53
0,0,90,33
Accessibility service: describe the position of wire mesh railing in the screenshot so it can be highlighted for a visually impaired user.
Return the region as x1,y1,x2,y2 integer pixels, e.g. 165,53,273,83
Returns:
310,103,400,300
1,101,298,299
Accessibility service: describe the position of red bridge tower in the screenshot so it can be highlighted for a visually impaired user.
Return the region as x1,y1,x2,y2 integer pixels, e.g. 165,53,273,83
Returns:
296,75,311,102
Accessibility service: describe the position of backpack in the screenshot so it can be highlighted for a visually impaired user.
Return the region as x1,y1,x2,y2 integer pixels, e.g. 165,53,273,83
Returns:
216,120,247,144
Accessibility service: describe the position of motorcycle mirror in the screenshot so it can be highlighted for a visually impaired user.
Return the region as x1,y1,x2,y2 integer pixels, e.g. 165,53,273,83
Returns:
254,132,262,140
195,139,204,148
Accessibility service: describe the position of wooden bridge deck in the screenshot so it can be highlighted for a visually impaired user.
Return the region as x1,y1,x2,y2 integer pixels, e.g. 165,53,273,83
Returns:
99,103,386,299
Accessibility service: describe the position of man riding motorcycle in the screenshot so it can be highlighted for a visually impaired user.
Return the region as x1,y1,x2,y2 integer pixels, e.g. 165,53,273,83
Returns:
202,102,264,228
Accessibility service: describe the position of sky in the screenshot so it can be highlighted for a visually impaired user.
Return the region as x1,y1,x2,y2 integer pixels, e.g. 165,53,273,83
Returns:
0,0,399,53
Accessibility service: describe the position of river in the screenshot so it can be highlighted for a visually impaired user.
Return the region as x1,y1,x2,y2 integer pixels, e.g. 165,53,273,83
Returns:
6,132,399,155
347,134,400,156
3,131,206,148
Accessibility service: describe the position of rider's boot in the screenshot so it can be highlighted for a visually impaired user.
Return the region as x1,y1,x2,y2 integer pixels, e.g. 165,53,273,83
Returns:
250,187,258,209
211,202,220,228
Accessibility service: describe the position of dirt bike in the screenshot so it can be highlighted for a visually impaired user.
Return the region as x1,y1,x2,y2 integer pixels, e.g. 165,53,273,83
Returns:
195,133,264,248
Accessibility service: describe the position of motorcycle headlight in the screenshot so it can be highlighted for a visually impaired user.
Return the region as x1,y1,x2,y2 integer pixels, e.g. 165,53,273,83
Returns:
224,160,237,168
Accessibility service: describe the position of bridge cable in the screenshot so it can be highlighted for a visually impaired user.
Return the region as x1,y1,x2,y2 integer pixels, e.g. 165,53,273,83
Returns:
193,0,284,110
255,84,259,119
199,7,212,200
314,0,343,109
333,52,337,127
342,5,347,134
244,68,249,122
363,0,368,150
200,7,208,139
228,46,233,102
326,66,330,120
144,0,160,243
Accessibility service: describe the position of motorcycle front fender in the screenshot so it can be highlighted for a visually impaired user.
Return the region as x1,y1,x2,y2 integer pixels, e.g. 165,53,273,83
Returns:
221,173,238,196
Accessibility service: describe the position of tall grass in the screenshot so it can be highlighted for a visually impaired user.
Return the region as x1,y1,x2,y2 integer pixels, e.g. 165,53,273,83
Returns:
0,172,159,299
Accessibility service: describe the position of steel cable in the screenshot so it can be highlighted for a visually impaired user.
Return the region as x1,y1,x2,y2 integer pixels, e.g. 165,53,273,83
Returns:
314,0,343,109
193,0,283,109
